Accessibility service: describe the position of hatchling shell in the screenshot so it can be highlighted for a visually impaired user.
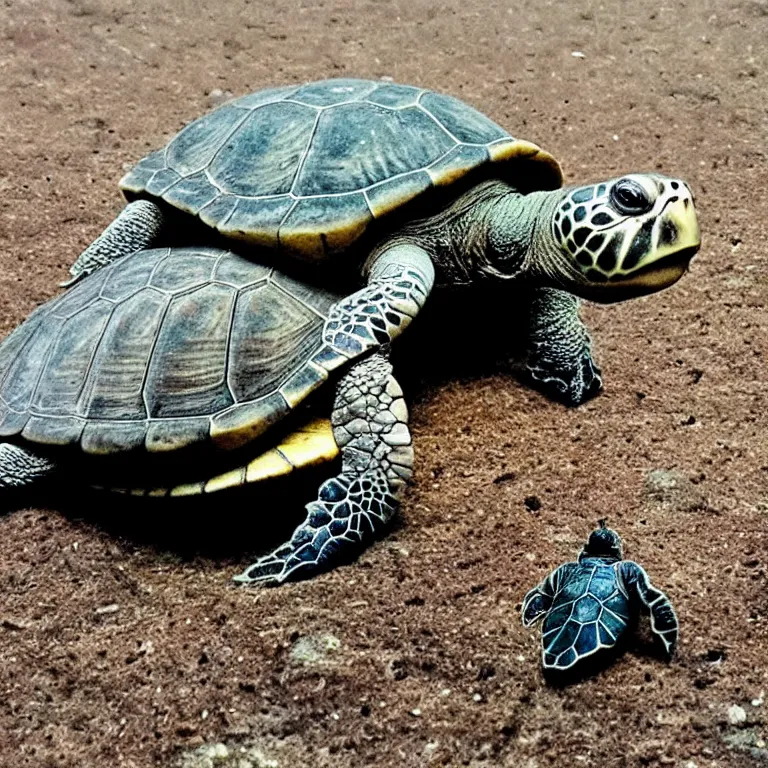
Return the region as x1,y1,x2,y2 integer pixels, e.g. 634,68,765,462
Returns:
541,561,631,670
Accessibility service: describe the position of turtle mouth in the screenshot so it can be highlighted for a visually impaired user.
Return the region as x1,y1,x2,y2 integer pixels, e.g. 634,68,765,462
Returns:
625,244,697,288
580,246,698,304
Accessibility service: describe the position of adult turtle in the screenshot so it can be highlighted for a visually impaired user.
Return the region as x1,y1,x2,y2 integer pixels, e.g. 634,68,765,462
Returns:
0,246,412,584
522,522,679,675
68,78,701,406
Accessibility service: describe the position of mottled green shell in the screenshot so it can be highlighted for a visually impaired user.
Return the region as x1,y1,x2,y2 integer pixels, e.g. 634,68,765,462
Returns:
120,78,563,260
0,247,350,455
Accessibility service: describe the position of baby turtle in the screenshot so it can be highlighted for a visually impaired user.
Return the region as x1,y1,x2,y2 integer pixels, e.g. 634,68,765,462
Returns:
522,522,678,675
68,78,701,407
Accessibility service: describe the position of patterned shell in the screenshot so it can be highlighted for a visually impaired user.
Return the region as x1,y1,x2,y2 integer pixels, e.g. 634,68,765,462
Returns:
0,247,350,456
120,78,563,260
540,559,631,670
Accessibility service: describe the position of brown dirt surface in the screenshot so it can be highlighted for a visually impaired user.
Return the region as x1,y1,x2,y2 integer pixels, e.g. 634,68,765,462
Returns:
0,0,767,766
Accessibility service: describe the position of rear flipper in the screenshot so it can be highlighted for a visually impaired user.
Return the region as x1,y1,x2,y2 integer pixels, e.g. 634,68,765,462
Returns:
621,560,679,658
64,200,165,286
234,352,413,585
523,288,603,407
0,443,55,488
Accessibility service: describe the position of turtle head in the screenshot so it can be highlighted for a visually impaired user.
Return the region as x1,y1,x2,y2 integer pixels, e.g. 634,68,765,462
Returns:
579,520,623,562
547,173,700,303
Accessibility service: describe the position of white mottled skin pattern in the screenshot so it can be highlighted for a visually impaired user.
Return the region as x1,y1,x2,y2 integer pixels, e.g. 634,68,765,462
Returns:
0,443,55,487
235,352,414,584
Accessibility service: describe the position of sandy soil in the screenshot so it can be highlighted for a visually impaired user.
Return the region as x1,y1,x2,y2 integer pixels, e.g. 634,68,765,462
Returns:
1,0,767,766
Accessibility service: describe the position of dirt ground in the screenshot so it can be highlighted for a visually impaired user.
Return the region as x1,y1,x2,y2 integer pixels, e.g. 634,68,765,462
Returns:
0,0,767,766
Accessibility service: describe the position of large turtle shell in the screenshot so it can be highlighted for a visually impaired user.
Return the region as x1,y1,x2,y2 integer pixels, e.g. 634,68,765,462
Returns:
0,246,350,457
120,78,563,260
541,560,632,670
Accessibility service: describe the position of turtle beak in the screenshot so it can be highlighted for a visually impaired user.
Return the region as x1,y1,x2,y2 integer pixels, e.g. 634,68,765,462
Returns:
622,194,701,293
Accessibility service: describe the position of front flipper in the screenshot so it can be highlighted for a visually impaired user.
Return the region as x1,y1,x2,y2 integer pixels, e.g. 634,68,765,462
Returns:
523,287,602,406
521,568,559,626
521,587,552,627
621,561,679,658
521,564,569,626
65,200,165,286
323,242,435,356
235,353,414,585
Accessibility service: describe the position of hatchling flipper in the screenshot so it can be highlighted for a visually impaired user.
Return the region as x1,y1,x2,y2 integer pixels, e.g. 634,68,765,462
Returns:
523,287,603,406
522,564,566,626
620,560,679,658
234,352,413,585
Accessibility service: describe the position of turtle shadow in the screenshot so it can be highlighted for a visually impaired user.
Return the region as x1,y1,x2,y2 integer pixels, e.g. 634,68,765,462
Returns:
392,285,533,396
4,459,387,567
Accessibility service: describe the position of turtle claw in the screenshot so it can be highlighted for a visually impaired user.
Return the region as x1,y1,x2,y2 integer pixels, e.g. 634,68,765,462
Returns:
526,353,603,407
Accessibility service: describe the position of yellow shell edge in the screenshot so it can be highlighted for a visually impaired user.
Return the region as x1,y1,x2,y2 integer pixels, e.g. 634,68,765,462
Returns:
108,417,339,497
487,139,564,188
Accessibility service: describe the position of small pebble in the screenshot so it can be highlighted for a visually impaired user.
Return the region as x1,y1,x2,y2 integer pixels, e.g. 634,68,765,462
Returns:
571,51,586,58
94,604,119,615
289,633,340,665
473,693,483,702
208,743,229,761
410,708,421,717
207,88,234,108
727,704,747,725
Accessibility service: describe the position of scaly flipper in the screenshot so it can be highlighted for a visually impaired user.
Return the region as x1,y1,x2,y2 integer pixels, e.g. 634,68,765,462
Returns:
523,287,602,406
0,443,55,488
234,352,414,584
65,200,165,286
232,245,433,583
323,242,435,356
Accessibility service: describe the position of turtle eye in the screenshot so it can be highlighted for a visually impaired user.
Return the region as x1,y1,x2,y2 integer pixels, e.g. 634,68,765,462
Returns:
610,179,653,216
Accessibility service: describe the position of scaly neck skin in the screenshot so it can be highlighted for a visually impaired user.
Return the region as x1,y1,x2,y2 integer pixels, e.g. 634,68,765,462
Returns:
392,179,571,287
480,184,570,284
